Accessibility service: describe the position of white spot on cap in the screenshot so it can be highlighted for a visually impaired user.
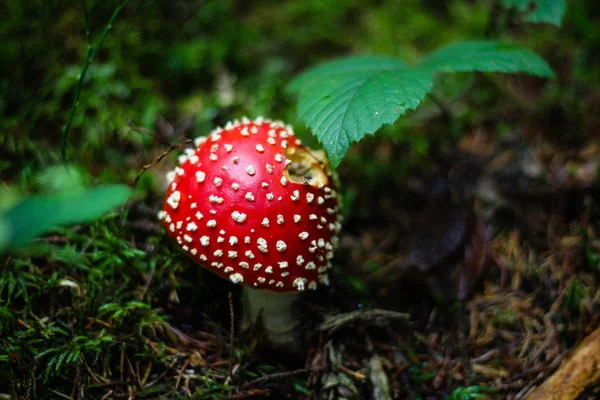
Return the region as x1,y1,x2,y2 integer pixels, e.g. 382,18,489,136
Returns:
229,236,238,245
206,220,217,228
261,182,269,188
309,214,318,221
194,136,207,147
246,165,256,176
245,250,255,259
209,195,224,204
318,196,325,204
245,192,255,201
265,266,273,274
277,215,284,225
213,177,223,187
253,263,262,271
280,176,288,186
257,238,268,253
275,154,283,163
157,210,167,220
233,156,240,163
261,218,269,227
266,193,274,201
230,273,244,283
213,249,223,257
167,191,181,209
196,171,206,183
290,190,300,201
265,164,274,174
231,211,247,223
306,193,314,203
276,240,287,252
209,154,218,161
294,215,301,223
186,222,198,231
278,261,288,269
224,144,233,152
184,235,193,243
305,262,316,270
294,278,307,291
256,144,265,153
228,251,238,259
200,236,210,247
267,137,276,145
296,255,305,266
231,182,240,191
240,262,250,269
299,232,309,240
195,212,204,220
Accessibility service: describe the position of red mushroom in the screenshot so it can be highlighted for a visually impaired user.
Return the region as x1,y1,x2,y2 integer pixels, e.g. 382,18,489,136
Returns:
158,117,341,343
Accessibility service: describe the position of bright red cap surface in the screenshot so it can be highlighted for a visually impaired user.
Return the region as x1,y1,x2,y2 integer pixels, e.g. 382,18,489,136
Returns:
158,117,341,292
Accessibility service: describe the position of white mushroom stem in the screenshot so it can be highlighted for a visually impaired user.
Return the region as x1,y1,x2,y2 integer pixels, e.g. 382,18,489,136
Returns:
241,286,301,345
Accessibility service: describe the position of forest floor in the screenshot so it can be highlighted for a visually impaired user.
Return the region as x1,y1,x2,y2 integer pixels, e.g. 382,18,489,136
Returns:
1,1,599,399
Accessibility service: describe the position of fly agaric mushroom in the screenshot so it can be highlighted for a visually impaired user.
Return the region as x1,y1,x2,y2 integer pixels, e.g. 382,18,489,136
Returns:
158,117,341,343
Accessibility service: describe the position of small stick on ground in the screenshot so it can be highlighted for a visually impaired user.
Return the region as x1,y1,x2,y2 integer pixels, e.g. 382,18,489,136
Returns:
228,291,235,377
318,309,410,334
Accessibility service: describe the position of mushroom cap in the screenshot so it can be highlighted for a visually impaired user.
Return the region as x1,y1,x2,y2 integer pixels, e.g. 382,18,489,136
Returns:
158,117,341,292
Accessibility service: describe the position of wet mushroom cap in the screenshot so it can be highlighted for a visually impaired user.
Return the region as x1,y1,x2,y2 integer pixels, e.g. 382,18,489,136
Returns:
158,117,341,292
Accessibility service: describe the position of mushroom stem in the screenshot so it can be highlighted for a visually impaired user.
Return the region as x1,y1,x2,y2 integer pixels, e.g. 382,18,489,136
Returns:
241,286,300,345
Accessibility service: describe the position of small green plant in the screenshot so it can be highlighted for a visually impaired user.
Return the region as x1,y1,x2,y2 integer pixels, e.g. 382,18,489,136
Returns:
288,40,555,168
501,0,567,27
0,184,131,252
445,385,494,400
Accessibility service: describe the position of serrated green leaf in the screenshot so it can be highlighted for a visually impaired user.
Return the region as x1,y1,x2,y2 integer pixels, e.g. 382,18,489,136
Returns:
288,55,407,94
0,185,132,251
289,41,554,167
501,0,566,27
297,68,433,168
418,41,555,78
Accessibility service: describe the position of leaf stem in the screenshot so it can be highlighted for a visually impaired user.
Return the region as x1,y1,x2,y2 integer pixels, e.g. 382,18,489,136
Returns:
60,0,132,162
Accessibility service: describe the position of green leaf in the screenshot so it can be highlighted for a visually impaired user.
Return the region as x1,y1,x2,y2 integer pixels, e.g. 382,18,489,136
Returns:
501,0,566,27
289,41,554,168
418,41,555,78
0,185,132,251
288,55,407,94
296,67,433,168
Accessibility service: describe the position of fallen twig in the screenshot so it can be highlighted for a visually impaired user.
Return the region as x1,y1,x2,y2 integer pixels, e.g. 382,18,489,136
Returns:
317,309,410,334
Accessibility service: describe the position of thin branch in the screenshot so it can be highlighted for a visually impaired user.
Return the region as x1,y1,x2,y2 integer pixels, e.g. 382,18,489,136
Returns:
317,309,410,334
119,138,192,226
61,0,132,161
228,292,235,377
243,368,313,388
81,0,92,45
